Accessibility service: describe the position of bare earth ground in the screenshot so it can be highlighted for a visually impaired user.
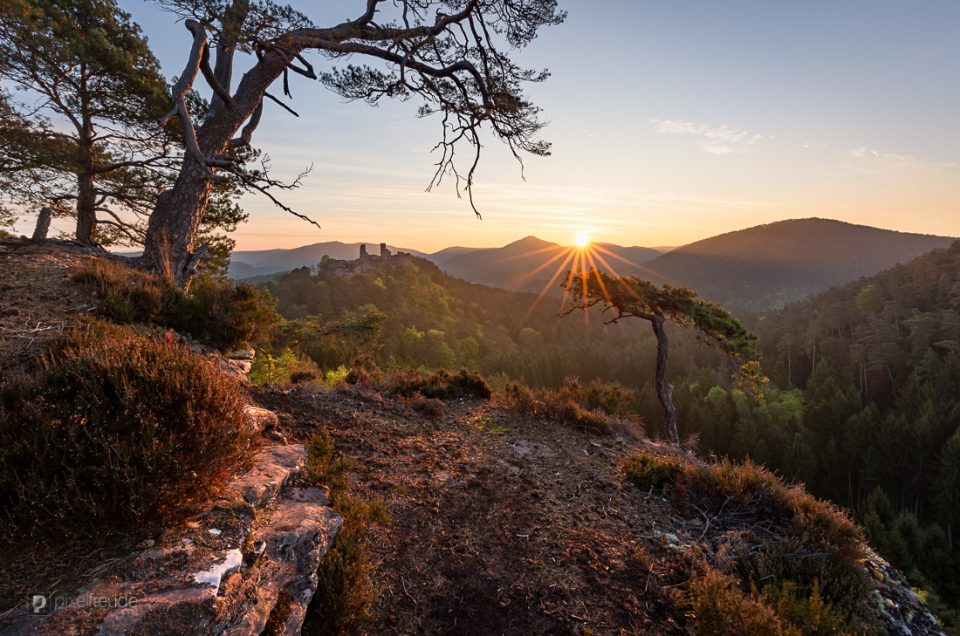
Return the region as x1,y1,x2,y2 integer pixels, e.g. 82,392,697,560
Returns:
256,385,689,636
0,240,101,375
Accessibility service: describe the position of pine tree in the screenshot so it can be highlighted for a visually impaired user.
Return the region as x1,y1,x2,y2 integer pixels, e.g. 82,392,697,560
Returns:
562,269,761,446
0,0,173,244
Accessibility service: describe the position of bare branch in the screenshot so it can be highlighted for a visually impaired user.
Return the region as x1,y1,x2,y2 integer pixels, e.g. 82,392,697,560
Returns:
263,92,300,117
229,98,263,148
199,43,235,107
161,20,233,174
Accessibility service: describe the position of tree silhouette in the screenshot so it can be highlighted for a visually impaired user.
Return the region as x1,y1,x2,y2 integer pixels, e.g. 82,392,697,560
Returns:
562,269,760,446
140,0,565,286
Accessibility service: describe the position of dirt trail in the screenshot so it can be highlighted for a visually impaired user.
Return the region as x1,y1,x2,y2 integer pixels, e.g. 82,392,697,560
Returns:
256,385,686,635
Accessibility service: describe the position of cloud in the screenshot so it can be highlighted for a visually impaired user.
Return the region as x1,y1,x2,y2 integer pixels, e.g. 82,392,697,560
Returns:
849,147,956,171
653,118,763,155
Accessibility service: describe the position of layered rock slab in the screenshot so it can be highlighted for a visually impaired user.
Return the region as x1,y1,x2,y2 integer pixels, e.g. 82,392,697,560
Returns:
1,442,341,636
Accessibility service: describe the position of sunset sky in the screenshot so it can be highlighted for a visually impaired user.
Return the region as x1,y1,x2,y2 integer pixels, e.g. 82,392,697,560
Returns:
115,0,960,251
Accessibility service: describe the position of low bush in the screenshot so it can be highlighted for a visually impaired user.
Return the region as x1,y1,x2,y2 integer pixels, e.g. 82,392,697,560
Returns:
403,392,447,418
179,274,279,349
384,368,492,400
323,365,350,387
555,377,637,416
0,322,251,539
290,370,318,384
344,365,382,388
623,453,683,489
624,452,872,632
503,380,612,433
337,365,493,400
71,257,180,323
71,259,278,350
678,567,855,636
249,349,322,386
688,569,793,636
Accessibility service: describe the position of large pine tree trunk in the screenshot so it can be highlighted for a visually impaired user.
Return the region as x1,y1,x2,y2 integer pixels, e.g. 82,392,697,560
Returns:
141,161,213,285
651,315,680,446
140,46,288,287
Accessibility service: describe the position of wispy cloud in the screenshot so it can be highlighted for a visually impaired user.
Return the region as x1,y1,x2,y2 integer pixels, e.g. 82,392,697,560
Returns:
652,118,763,155
849,147,956,172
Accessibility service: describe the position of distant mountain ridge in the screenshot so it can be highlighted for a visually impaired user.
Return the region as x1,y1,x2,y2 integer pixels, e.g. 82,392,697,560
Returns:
641,218,956,313
228,219,956,314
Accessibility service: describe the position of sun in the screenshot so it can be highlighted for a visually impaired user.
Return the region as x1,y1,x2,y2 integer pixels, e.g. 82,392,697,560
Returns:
573,233,591,249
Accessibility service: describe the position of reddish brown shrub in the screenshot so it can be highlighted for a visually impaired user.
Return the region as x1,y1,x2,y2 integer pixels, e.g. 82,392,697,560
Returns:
0,322,251,539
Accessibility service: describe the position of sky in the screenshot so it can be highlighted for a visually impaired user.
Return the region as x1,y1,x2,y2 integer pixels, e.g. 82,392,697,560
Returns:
100,1,960,250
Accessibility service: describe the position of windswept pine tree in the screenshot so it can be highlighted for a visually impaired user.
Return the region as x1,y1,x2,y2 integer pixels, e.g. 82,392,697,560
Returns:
136,0,564,286
562,269,761,446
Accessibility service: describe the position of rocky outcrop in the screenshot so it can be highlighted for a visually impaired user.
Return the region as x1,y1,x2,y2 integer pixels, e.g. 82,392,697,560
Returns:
1,432,341,636
219,346,256,379
861,551,945,635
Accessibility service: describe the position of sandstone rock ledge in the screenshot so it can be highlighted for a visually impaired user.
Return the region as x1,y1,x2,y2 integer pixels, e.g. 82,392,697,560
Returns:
2,441,341,636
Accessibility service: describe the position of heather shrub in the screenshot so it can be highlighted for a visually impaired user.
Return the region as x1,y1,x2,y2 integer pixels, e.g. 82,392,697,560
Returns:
623,453,683,489
0,322,251,539
71,257,180,323
624,452,871,630
689,569,794,636
386,368,492,400
504,380,536,414
344,365,382,388
681,568,856,636
760,580,850,635
403,392,447,418
502,380,612,433
290,370,318,384
555,377,636,416
71,259,278,350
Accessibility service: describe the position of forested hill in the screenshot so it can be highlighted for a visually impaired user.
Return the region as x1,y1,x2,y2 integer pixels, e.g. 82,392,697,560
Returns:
643,218,955,313
229,242,429,278
260,252,709,390
748,241,960,623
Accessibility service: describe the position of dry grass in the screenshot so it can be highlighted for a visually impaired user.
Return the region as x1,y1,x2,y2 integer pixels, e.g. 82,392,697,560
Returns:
502,380,615,434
